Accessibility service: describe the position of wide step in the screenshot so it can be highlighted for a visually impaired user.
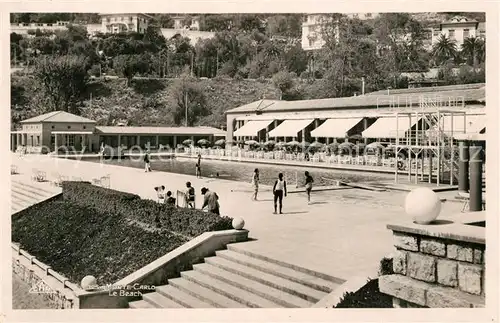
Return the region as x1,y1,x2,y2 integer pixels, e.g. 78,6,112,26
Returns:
168,277,247,308
216,249,341,293
129,299,156,309
193,263,312,308
205,256,326,303
181,270,282,308
156,285,215,308
142,292,184,308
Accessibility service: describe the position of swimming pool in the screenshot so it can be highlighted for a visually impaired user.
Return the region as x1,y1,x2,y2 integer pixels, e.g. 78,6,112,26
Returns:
81,156,392,186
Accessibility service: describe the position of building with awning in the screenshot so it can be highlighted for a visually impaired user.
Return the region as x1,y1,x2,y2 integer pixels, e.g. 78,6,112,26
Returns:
233,120,274,139
361,115,419,139
225,83,486,145
310,117,363,138
267,119,314,140
11,111,225,153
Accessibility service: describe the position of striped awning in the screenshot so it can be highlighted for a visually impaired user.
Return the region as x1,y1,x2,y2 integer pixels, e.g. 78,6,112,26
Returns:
310,118,362,138
233,120,274,137
362,116,418,139
268,119,314,137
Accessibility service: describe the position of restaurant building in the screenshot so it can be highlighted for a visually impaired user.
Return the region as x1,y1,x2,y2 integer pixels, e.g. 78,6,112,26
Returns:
11,111,226,153
225,83,486,146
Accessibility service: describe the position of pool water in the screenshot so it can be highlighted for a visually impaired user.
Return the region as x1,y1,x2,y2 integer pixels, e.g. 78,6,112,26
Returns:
81,156,392,187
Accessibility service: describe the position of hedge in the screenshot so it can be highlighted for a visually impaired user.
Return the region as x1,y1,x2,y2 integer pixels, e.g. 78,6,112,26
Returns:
12,201,188,284
61,181,233,238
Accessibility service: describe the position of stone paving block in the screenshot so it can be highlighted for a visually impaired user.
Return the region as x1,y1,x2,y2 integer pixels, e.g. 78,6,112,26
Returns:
458,263,482,295
420,238,446,257
407,252,436,283
394,232,419,251
447,244,473,262
436,258,458,287
392,250,407,275
379,274,427,306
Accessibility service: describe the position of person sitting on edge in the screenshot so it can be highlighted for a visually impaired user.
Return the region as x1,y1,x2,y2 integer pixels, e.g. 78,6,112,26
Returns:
273,173,287,214
185,182,196,208
166,191,176,206
201,187,220,215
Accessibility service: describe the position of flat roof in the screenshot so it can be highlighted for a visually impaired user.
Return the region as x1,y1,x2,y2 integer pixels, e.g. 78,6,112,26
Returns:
95,126,226,136
226,84,485,115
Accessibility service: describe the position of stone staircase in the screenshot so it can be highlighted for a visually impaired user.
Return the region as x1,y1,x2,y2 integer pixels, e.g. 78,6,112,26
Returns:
129,243,345,308
11,180,62,214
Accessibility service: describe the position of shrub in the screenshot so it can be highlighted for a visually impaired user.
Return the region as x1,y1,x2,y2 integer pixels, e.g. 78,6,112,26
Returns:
334,279,393,308
12,201,188,284
61,182,233,238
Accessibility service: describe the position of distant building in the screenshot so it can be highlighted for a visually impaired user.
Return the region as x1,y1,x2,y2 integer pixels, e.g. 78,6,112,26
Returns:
10,21,71,35
160,15,215,45
301,13,378,51
431,16,486,47
99,13,153,34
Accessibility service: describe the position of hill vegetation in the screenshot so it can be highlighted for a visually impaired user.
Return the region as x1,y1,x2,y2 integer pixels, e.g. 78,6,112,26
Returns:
10,12,485,128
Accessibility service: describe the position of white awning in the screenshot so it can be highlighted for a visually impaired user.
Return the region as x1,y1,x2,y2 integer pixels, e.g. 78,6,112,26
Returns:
362,116,418,138
268,119,314,137
52,131,94,135
310,118,362,138
438,114,486,136
233,120,274,137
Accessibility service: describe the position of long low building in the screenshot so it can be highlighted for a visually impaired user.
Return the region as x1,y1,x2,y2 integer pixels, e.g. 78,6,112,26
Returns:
10,111,225,153
225,83,486,145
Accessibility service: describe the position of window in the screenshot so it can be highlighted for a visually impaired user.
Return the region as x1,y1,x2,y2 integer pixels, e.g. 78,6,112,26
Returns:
309,39,313,47
51,125,55,129
83,126,86,129
121,17,124,21
463,29,469,39
448,29,455,39
47,23,53,26
129,16,133,21
68,135,75,147
366,13,372,18
107,18,110,23
67,125,71,129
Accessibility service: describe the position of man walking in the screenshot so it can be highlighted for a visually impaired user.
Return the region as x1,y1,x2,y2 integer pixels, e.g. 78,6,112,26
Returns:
144,150,151,172
272,173,287,214
201,187,220,215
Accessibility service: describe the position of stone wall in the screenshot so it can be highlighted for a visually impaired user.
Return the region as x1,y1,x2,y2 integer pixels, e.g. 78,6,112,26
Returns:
12,244,80,309
379,220,485,308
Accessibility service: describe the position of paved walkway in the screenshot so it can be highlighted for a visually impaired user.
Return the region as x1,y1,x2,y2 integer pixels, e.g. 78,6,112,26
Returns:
11,153,464,281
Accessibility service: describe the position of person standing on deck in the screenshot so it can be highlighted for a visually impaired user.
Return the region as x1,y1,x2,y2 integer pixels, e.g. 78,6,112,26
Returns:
196,153,202,178
201,187,220,215
144,150,151,172
304,171,314,204
273,173,287,214
251,168,260,201
185,182,196,208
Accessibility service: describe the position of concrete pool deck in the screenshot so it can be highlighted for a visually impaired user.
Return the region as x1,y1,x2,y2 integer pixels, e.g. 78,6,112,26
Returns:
10,153,466,282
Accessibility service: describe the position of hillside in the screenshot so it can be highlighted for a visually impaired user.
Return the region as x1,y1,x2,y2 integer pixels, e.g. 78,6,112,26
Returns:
11,75,283,128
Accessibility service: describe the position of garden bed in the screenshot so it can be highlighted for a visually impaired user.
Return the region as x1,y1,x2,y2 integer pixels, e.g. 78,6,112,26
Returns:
11,182,234,285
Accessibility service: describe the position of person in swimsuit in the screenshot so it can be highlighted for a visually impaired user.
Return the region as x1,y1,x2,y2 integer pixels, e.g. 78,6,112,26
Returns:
304,171,314,204
272,173,287,214
251,168,259,201
201,187,220,215
144,151,151,172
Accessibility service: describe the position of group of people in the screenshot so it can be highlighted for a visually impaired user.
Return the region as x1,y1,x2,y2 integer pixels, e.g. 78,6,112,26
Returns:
155,181,220,215
251,168,314,214
154,185,176,205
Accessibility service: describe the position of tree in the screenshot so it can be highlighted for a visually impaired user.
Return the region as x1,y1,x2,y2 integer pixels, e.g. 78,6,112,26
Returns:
113,54,151,86
461,36,485,67
33,55,90,113
431,34,458,66
169,71,208,126
272,71,303,100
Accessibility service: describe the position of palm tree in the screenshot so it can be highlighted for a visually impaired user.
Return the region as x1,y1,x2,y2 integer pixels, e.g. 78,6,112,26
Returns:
461,36,485,67
431,35,457,66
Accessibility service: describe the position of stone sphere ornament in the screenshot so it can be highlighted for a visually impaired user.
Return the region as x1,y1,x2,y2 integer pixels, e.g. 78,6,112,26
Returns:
81,275,97,290
232,218,245,230
405,188,442,224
